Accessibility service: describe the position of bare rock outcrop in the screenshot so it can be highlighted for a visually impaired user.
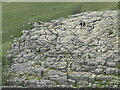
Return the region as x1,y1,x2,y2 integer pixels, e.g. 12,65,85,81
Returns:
6,10,119,88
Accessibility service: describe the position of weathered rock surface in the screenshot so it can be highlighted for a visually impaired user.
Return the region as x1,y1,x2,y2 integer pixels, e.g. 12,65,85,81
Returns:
5,10,119,88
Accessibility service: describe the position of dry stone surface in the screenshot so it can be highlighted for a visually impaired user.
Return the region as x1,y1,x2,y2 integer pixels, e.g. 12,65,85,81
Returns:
6,10,120,88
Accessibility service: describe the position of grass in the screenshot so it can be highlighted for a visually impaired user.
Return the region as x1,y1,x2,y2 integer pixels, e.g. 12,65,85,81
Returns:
2,2,119,84
72,83,80,88
54,81,60,85
47,67,53,71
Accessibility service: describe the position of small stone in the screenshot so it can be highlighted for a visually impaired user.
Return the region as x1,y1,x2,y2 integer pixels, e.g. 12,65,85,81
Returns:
40,48,49,52
106,67,116,74
58,77,68,85
92,84,97,87
31,35,38,40
68,79,75,85
95,75,112,80
101,81,106,84
28,79,39,86
94,68,103,74
107,62,116,67
77,81,89,85
39,80,52,85
89,74,96,82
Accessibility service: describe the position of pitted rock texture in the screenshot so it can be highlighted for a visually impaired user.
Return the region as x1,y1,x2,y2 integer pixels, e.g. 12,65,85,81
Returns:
6,10,119,88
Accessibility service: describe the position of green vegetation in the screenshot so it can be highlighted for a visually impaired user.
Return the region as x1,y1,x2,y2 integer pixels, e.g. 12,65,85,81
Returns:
116,64,120,69
108,30,114,35
76,57,81,60
25,75,38,80
91,45,98,47
54,81,60,85
2,2,118,84
94,75,119,87
47,67,53,71
34,62,41,66
9,72,19,77
8,72,42,81
36,52,44,55
67,69,73,74
72,84,80,88
72,5,82,14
